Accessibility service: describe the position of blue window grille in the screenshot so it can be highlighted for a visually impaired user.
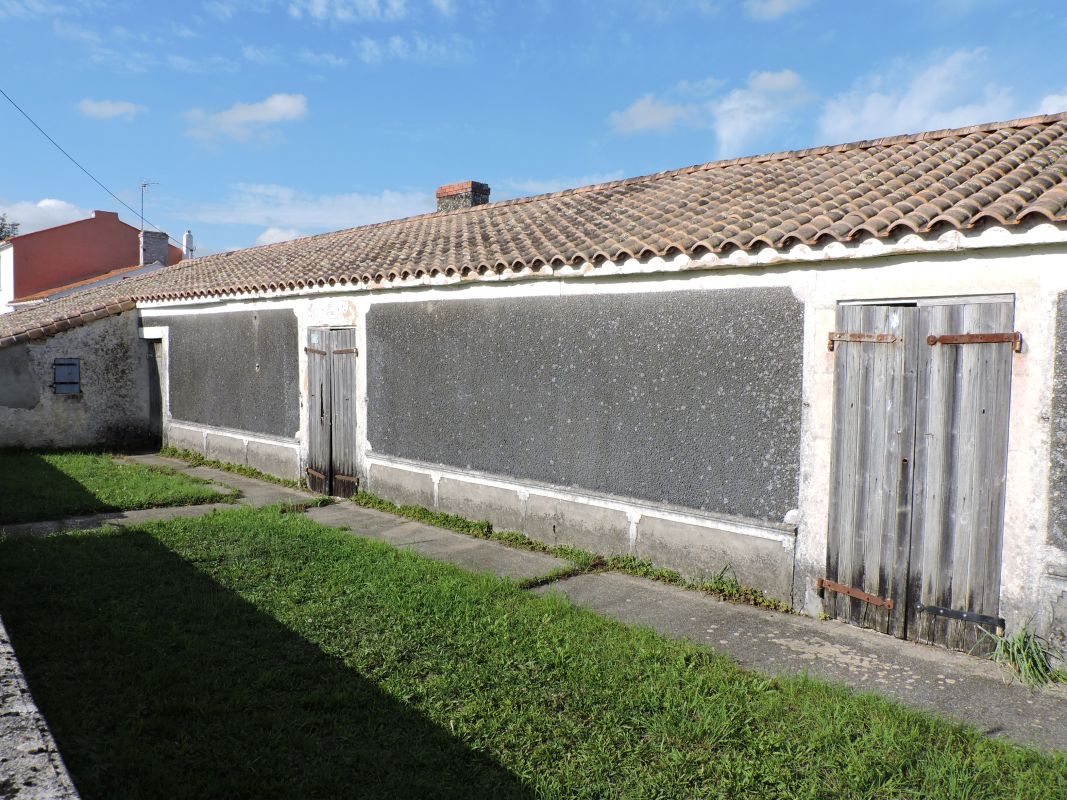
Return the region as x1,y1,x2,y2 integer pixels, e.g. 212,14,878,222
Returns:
53,358,81,395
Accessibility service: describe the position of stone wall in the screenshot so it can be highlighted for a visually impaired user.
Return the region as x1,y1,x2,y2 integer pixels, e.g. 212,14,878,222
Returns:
0,312,155,450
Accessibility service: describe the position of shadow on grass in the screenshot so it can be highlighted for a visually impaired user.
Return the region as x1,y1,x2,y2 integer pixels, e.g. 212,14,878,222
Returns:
0,452,100,525
0,530,534,800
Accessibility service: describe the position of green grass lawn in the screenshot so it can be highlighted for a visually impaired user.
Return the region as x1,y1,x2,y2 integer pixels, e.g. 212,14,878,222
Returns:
0,507,1063,799
0,451,233,524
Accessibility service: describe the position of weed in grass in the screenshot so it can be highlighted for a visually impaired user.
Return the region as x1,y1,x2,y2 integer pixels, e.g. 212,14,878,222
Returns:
353,490,790,610
160,446,308,490
984,627,1067,687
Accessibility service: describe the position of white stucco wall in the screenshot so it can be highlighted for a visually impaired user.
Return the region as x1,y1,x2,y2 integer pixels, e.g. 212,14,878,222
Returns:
0,244,14,315
138,222,1067,635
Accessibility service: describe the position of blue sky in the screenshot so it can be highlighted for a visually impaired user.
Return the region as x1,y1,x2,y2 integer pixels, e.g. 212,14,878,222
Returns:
2,0,1066,255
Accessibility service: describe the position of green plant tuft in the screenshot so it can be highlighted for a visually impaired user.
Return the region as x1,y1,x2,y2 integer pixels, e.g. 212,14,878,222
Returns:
984,627,1067,687
159,446,307,490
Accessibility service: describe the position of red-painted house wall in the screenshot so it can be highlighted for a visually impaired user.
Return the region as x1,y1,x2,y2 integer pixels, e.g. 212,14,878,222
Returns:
10,211,182,300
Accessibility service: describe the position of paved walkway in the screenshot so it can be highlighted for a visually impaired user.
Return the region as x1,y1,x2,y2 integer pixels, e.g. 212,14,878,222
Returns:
3,456,1066,764
0,617,79,800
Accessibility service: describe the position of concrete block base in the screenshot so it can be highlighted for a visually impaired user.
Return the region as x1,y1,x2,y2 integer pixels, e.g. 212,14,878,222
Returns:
525,494,631,555
368,462,435,508
635,515,794,603
164,422,300,482
437,478,525,531
366,460,796,603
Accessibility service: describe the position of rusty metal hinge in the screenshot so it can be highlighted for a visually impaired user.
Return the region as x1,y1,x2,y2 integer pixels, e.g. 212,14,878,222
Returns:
926,331,1022,352
306,466,327,481
827,332,898,352
334,473,359,486
305,347,327,356
332,347,358,355
818,577,895,610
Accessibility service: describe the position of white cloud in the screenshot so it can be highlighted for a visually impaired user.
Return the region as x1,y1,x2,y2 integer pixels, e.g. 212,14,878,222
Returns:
818,49,1017,143
53,19,155,72
167,53,238,73
77,98,147,120
500,171,625,198
609,95,693,134
430,0,454,14
355,32,469,64
255,226,306,245
609,70,809,157
185,93,308,142
711,69,807,156
0,1,69,20
241,44,280,64
298,48,348,67
1039,91,1067,115
289,0,406,21
743,0,809,21
0,198,90,234
187,183,433,231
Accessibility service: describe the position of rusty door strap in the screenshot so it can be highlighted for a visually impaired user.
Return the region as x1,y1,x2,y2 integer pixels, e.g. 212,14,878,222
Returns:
817,577,895,610
332,347,358,355
826,332,898,351
306,466,327,481
926,331,1022,352
305,347,327,356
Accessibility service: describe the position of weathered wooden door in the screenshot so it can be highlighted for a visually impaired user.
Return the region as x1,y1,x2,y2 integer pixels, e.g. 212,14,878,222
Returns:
825,305,920,637
328,328,360,498
906,300,1016,650
305,328,360,497
824,299,1016,649
306,328,332,494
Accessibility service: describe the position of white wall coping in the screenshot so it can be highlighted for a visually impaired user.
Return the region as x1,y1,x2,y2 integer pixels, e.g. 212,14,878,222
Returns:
167,419,299,449
366,453,798,546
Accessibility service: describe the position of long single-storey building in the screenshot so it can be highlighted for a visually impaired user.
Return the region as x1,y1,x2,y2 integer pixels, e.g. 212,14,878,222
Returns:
2,113,1066,652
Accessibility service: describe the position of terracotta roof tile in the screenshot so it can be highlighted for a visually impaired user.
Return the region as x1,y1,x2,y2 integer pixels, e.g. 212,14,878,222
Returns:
3,112,1067,347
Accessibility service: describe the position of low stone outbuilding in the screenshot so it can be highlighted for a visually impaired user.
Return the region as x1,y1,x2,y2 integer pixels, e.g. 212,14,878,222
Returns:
3,113,1067,653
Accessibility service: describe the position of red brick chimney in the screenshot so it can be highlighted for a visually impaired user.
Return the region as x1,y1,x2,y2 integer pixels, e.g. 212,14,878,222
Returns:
436,181,490,212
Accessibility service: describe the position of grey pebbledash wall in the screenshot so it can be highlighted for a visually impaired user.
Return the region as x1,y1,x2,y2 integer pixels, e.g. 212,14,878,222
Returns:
367,288,804,522
155,310,299,438
1050,291,1067,551
0,312,155,449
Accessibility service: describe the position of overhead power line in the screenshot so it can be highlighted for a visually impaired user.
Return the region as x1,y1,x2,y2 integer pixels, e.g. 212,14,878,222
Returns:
0,86,183,250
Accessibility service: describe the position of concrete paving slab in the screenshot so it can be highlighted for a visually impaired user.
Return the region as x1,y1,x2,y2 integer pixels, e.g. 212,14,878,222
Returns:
305,502,569,581
180,467,312,507
534,572,1067,751
119,454,190,471
0,615,79,800
0,504,237,537
119,454,314,508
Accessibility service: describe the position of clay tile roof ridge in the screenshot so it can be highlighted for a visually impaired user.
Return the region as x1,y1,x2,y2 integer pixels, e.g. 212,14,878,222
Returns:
179,111,1067,262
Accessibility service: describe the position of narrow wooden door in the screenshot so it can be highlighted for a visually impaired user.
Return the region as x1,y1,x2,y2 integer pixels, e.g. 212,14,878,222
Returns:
306,328,332,494
825,305,919,636
305,327,359,497
328,328,360,498
825,299,1015,649
906,301,1015,651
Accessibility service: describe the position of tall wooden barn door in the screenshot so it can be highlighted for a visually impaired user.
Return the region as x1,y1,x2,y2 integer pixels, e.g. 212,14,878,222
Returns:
824,299,1017,649
305,327,360,498
824,305,920,637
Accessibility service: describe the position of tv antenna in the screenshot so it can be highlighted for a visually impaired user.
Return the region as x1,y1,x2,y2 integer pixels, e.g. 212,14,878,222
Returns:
139,180,157,232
